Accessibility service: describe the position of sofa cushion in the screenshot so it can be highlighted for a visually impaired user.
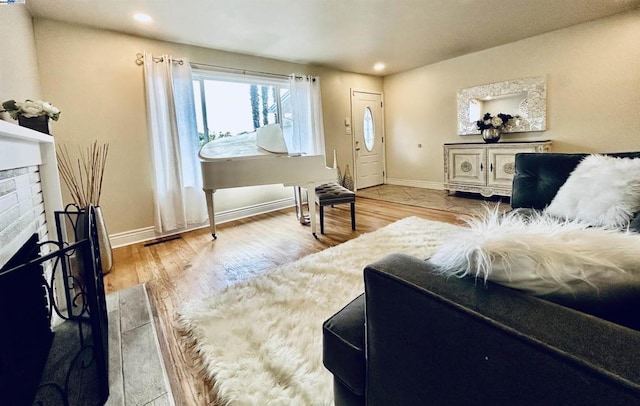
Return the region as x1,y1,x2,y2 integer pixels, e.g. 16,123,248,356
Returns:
545,154,640,227
511,153,585,210
511,152,640,211
322,294,366,396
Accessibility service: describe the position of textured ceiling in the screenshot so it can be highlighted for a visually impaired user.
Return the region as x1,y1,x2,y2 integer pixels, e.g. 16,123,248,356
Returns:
26,0,640,75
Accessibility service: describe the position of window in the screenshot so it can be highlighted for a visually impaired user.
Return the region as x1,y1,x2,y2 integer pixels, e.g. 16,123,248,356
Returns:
192,70,290,146
363,107,374,151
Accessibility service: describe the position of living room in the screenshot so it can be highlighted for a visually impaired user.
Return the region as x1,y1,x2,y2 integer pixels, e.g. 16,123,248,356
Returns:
3,2,640,244
1,1,640,405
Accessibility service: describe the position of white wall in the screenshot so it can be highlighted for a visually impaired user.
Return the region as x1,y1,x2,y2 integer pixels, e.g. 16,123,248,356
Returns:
30,20,382,237
315,68,382,180
0,5,41,116
383,10,640,186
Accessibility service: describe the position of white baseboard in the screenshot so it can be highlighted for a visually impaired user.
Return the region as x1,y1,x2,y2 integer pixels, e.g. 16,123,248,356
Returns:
109,226,157,248
109,197,296,248
215,197,295,224
385,178,444,190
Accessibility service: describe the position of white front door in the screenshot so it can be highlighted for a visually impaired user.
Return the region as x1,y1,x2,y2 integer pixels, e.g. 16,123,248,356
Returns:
352,91,384,189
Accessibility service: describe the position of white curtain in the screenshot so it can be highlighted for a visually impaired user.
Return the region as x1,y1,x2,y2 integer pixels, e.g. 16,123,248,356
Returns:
287,75,326,156
143,52,207,233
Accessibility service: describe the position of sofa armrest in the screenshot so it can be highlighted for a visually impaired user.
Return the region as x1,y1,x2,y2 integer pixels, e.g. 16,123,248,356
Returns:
363,253,640,406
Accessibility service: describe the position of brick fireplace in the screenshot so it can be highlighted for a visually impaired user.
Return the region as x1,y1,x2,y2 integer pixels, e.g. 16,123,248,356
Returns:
0,119,66,403
0,119,63,268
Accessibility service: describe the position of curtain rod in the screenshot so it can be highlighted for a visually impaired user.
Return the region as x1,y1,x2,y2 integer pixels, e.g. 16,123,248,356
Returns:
191,62,300,80
135,52,183,65
135,52,309,80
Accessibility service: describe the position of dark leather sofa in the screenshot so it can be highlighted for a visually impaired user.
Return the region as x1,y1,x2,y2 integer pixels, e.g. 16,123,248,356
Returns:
322,152,640,406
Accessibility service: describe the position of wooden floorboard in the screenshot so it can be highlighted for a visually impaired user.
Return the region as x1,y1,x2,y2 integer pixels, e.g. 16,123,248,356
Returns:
104,197,464,405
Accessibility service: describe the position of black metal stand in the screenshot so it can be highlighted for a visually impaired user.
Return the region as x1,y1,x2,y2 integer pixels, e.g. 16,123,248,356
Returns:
0,204,109,406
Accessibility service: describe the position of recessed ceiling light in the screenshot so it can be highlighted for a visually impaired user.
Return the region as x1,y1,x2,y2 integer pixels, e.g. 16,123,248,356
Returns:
373,63,386,72
133,13,152,23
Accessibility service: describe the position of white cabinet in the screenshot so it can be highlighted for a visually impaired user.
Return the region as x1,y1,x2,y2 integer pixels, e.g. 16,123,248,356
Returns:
443,141,551,197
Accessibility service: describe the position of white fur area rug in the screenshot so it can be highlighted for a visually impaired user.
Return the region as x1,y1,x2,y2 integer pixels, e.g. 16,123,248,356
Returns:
178,216,460,405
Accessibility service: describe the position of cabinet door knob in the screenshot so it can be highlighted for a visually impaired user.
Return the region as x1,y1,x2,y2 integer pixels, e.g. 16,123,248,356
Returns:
480,163,483,171
490,163,494,172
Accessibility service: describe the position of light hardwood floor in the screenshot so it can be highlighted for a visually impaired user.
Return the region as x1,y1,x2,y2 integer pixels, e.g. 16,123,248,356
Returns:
104,196,467,405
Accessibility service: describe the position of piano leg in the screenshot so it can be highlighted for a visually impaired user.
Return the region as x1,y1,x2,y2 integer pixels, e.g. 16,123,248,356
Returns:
204,188,217,239
308,186,318,238
294,186,310,225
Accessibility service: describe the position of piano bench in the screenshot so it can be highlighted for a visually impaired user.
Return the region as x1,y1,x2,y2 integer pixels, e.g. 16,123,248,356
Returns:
315,183,356,234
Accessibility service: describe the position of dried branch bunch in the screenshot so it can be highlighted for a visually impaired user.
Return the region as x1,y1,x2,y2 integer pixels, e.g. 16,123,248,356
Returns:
56,141,109,207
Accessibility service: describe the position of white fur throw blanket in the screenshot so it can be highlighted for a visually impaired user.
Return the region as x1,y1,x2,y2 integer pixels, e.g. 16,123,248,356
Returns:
429,207,640,295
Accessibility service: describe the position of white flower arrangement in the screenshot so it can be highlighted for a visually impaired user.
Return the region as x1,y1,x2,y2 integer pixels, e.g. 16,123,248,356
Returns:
1,99,61,121
476,112,515,131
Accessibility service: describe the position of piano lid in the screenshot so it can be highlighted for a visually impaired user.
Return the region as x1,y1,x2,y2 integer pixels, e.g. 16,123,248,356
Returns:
256,124,288,154
199,131,288,161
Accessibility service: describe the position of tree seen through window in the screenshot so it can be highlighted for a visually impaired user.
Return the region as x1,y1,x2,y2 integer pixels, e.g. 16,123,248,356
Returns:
192,72,290,146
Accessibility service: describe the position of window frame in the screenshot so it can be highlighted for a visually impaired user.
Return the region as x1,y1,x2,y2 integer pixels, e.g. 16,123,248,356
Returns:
191,69,290,145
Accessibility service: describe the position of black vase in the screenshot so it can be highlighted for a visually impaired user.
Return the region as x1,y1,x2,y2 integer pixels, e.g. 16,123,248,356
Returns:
18,115,50,135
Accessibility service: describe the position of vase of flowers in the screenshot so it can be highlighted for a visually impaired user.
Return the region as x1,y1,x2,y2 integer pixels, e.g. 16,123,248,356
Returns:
476,112,513,143
1,99,61,135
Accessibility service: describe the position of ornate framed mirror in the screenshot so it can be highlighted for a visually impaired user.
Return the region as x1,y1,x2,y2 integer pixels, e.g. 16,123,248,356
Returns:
457,76,547,135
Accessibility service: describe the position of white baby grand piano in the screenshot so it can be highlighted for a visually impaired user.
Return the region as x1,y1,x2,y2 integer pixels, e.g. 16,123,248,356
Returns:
199,125,337,238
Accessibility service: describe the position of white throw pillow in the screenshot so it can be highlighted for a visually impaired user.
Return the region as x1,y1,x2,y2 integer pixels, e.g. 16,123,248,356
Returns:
544,154,640,227
429,207,640,295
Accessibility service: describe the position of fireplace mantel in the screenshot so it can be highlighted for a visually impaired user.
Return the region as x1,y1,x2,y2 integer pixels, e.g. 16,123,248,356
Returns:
0,119,63,268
